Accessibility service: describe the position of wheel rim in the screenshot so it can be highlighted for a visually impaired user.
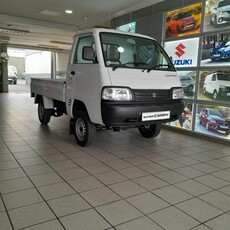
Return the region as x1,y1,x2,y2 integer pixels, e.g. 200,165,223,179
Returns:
38,103,44,119
75,118,86,141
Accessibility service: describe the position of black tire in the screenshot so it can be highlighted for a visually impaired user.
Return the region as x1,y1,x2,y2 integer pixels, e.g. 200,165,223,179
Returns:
213,90,218,100
177,25,181,33
203,87,207,95
38,101,51,125
187,85,193,93
168,26,172,33
138,123,161,138
74,111,96,147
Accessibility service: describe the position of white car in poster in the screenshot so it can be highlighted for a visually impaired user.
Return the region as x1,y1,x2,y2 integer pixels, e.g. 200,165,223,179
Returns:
211,0,230,25
203,72,230,100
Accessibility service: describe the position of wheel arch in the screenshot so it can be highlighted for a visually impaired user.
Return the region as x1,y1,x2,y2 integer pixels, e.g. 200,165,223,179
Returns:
72,99,89,119
34,94,54,109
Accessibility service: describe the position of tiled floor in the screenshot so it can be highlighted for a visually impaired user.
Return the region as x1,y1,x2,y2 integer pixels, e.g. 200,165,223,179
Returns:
1,87,230,230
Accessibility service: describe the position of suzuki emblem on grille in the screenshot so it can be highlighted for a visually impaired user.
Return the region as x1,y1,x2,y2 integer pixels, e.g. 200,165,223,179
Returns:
152,93,157,98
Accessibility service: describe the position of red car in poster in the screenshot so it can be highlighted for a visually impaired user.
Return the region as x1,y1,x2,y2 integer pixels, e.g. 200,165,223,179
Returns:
199,108,230,135
168,11,196,33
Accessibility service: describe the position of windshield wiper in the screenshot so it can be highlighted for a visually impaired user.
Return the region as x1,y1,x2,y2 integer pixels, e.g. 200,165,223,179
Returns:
112,62,148,71
147,64,174,73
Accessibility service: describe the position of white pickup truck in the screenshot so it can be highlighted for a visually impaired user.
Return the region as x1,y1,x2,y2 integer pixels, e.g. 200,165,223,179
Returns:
31,28,184,147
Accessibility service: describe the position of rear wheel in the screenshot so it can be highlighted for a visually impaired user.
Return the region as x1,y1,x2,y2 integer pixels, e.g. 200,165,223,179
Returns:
203,87,207,95
138,123,161,138
74,111,96,147
38,101,52,125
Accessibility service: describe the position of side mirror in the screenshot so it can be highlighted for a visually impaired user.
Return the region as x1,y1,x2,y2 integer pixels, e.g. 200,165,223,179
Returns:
82,46,95,61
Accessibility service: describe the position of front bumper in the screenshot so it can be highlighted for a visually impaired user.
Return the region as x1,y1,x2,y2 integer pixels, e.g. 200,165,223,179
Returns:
101,100,184,127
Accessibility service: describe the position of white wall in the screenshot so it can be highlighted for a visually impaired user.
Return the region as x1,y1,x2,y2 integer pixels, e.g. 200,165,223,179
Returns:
26,51,51,74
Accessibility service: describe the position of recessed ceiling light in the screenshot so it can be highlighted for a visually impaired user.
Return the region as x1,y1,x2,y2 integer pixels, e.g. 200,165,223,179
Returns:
39,10,62,17
65,10,73,14
0,28,29,35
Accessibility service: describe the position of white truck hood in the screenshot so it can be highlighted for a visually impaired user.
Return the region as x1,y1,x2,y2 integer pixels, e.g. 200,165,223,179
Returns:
107,68,181,89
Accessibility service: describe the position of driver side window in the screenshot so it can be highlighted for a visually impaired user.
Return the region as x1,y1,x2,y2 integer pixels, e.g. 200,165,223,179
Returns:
74,36,95,64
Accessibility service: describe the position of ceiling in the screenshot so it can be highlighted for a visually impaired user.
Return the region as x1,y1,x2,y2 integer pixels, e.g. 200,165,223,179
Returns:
0,0,164,52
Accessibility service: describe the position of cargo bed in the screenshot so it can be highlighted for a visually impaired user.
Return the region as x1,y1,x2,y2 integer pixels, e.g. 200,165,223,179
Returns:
31,78,66,102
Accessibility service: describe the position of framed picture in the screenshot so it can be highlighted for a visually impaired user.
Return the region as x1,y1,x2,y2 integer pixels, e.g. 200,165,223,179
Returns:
203,0,230,33
167,102,193,130
195,104,230,140
198,70,230,102
177,70,196,99
165,2,202,39
164,37,199,68
116,22,136,33
201,32,230,66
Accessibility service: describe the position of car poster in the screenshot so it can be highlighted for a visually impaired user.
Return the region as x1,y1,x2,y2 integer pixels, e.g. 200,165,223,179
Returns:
167,102,193,130
164,38,199,68
203,0,230,32
198,70,230,102
201,32,230,66
177,70,196,99
165,2,202,39
195,104,230,140
116,22,136,33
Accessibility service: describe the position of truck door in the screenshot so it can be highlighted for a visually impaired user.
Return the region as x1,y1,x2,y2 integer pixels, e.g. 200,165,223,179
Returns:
66,34,101,124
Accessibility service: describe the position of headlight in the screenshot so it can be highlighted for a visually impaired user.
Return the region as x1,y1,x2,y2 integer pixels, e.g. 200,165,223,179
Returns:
102,87,133,101
172,88,184,99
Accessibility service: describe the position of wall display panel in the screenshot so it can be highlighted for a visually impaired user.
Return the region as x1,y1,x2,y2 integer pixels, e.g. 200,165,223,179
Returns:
195,104,230,140
201,32,230,67
165,2,202,39
204,0,230,33
164,38,199,68
167,102,193,130
177,70,196,99
198,70,230,102
116,22,136,33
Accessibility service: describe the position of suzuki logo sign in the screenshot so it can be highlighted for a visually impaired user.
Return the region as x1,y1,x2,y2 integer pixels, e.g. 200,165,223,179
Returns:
164,38,199,68
175,43,185,57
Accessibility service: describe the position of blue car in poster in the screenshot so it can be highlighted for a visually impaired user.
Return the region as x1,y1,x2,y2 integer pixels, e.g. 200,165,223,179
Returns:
210,40,230,62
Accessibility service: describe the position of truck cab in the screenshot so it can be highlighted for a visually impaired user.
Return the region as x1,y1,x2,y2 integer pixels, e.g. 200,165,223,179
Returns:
31,28,184,147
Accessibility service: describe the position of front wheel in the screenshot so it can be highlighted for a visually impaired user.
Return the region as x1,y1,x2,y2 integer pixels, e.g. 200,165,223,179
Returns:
138,123,161,138
74,111,96,147
38,101,51,125
213,90,218,100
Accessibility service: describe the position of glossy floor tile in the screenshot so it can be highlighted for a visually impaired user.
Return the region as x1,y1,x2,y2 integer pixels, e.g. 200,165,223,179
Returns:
0,88,230,229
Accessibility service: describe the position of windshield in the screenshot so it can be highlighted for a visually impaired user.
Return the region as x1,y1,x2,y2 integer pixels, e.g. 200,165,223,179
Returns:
218,0,230,7
209,109,223,117
217,73,230,81
178,12,191,19
100,32,175,71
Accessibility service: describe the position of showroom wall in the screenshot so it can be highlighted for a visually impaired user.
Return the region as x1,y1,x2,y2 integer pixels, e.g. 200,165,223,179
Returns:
112,0,230,143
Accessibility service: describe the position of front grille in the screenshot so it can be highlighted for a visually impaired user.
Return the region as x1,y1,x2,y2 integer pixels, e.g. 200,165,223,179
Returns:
133,89,171,102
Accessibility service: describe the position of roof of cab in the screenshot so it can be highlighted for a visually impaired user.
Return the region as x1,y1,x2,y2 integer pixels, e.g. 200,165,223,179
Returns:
76,27,156,41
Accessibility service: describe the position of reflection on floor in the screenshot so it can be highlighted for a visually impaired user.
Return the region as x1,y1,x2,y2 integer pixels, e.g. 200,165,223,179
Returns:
0,91,230,230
